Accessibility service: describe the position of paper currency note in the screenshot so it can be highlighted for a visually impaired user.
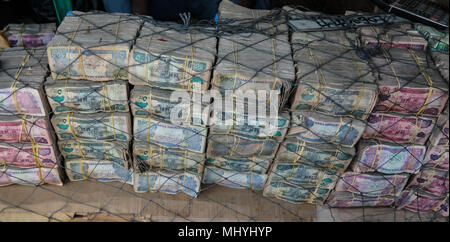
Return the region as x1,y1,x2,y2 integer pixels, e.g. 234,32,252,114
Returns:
327,191,394,208
0,143,58,168
263,181,331,204
65,159,133,184
133,170,201,197
202,165,267,190
0,166,63,186
133,116,207,153
205,156,272,174
0,85,47,116
207,134,279,158
407,169,449,198
52,112,131,141
0,116,54,144
423,144,448,171
6,23,56,47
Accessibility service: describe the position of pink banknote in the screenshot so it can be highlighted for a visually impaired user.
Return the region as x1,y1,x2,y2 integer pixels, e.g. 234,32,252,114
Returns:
423,145,449,171
0,117,54,144
0,143,58,168
407,169,449,198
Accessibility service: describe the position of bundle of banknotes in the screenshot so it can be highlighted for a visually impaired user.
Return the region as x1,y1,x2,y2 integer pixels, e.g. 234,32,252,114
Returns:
47,11,142,81
359,23,428,50
406,168,449,199
415,23,449,53
432,51,449,83
370,47,448,117
0,47,50,116
397,190,448,217
5,23,56,48
128,22,216,92
327,191,395,208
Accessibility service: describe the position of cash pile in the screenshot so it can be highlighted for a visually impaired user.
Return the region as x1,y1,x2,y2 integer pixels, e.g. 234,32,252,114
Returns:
5,23,56,48
264,9,374,204
130,21,216,197
0,47,63,186
45,12,138,185
202,0,294,191
47,11,142,81
398,104,449,217
359,23,428,50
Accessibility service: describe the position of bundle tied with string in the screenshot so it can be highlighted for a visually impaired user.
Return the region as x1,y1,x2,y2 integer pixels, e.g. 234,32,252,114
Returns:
359,23,428,50
47,11,142,81
5,23,56,48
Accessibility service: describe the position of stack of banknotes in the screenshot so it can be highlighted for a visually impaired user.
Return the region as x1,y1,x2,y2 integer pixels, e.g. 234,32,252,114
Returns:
264,11,376,204
47,11,142,81
359,23,428,50
415,23,449,53
432,51,449,83
130,20,216,197
202,0,294,191
397,104,449,217
0,47,64,186
5,23,56,48
45,12,138,185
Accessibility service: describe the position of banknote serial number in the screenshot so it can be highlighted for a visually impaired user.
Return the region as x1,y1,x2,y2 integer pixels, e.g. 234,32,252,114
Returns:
178,226,272,239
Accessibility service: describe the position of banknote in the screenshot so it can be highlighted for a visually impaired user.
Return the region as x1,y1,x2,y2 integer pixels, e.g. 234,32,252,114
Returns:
133,141,205,174
267,163,339,189
133,116,207,153
423,144,448,171
52,112,131,141
202,165,267,190
0,47,48,81
129,23,216,92
407,169,449,198
0,142,59,168
359,23,428,50
415,23,449,53
290,79,378,120
288,111,366,148
59,140,130,169
0,115,54,144
65,159,133,184
0,166,63,186
363,113,436,145
263,181,331,205
351,140,427,174
133,170,201,197
6,23,56,47
335,172,410,197
207,134,279,158
326,191,395,208
0,84,48,116
47,12,142,81
397,190,449,217
274,138,355,173
428,112,449,146
212,33,294,106
45,79,129,113
205,156,272,174
130,86,210,126
209,111,290,142
291,30,358,48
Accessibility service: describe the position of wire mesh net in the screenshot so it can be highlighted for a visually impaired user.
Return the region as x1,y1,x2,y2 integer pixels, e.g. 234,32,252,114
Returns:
0,0,448,222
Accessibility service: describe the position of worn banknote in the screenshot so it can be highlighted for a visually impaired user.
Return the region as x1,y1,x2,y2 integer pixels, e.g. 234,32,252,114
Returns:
130,86,210,126
351,140,427,174
0,166,63,186
363,113,436,145
129,22,216,92
428,110,449,146
0,115,54,144
133,116,207,153
52,112,131,141
45,79,129,113
202,165,267,190
65,159,133,184
432,51,449,82
415,23,449,53
335,172,410,197
0,47,48,82
133,170,201,197
205,156,272,174
407,169,449,198
209,111,290,142
327,191,394,208
47,12,142,81
267,163,339,190
274,138,355,173
0,142,59,168
288,111,366,147
58,140,130,169
359,23,428,50
263,181,332,204
423,144,448,171
6,23,56,47
207,134,279,158
133,141,205,174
